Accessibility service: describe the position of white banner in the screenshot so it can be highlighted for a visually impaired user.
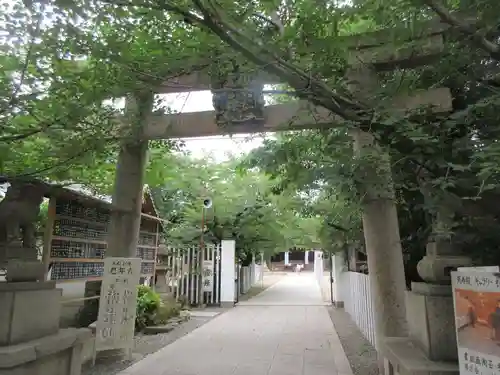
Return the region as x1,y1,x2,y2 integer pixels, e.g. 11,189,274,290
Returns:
452,270,500,375
95,257,141,353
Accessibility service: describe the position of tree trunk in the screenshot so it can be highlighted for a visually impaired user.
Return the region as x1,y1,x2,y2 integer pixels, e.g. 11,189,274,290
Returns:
107,91,153,258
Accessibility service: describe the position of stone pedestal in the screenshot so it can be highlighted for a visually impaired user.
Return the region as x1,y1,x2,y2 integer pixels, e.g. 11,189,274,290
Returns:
0,327,91,375
5,260,45,283
0,281,61,345
380,237,471,375
381,282,460,375
406,282,457,361
382,337,458,375
0,281,91,375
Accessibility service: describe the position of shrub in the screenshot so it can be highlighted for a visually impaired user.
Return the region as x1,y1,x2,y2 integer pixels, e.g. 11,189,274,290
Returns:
136,285,162,330
154,301,182,325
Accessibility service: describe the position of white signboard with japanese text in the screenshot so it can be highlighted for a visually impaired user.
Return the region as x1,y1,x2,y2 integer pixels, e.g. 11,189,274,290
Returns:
95,257,141,356
458,267,500,272
452,270,500,375
202,259,214,292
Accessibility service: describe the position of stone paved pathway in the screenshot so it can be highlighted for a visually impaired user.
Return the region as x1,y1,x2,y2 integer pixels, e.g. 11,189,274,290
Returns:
118,273,352,375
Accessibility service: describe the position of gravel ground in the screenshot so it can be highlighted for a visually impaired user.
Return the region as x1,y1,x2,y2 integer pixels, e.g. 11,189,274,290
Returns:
327,307,379,375
82,309,227,375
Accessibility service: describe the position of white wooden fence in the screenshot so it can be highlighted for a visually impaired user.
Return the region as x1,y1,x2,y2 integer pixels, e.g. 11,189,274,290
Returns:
338,270,377,348
164,244,221,305
238,263,264,295
162,244,265,305
254,263,263,284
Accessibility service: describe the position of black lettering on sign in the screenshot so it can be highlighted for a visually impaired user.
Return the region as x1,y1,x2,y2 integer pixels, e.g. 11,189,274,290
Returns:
457,275,471,285
475,276,493,287
101,327,113,338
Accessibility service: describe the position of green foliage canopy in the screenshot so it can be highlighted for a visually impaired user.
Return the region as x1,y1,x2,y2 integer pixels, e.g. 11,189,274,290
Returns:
151,152,319,262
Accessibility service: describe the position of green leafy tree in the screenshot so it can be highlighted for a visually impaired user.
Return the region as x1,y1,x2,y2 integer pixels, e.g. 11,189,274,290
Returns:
151,153,318,262
6,0,500,273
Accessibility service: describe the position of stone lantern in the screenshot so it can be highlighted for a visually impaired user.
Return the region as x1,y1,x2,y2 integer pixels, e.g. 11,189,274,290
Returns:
0,182,90,375
155,243,173,299
381,202,470,375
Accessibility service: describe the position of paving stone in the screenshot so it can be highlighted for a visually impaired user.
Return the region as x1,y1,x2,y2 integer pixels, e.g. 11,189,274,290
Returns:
116,273,353,375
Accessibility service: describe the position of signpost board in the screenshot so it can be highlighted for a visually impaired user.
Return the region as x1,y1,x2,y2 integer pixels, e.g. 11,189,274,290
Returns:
93,257,141,363
452,270,500,375
202,259,214,292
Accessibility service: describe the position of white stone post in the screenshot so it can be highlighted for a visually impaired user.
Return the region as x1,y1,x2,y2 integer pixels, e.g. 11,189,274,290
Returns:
251,254,256,285
241,267,250,293
284,251,290,265
260,252,264,287
245,268,250,292
314,250,323,284
220,240,236,307
304,250,309,265
332,253,345,307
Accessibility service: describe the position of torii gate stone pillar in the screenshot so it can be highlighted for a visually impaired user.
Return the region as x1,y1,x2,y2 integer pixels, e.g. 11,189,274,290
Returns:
347,63,408,344
107,92,153,259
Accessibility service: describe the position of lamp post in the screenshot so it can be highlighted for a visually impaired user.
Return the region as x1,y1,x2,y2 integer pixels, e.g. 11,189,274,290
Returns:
199,197,212,305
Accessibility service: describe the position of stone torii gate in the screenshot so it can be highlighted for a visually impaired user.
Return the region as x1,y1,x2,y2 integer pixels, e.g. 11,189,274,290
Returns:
108,18,457,366
144,23,449,139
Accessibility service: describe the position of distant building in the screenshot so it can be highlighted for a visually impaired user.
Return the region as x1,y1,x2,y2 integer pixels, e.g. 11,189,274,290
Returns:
270,248,315,271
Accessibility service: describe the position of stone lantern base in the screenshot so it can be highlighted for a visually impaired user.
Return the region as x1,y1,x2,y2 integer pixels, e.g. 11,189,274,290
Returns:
0,281,91,375
406,282,457,361
380,241,471,375
380,280,460,375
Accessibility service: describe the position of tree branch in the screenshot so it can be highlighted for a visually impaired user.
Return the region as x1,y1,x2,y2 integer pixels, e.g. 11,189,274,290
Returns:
103,0,453,181
191,0,365,121
422,0,500,59
0,3,44,117
102,0,365,122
